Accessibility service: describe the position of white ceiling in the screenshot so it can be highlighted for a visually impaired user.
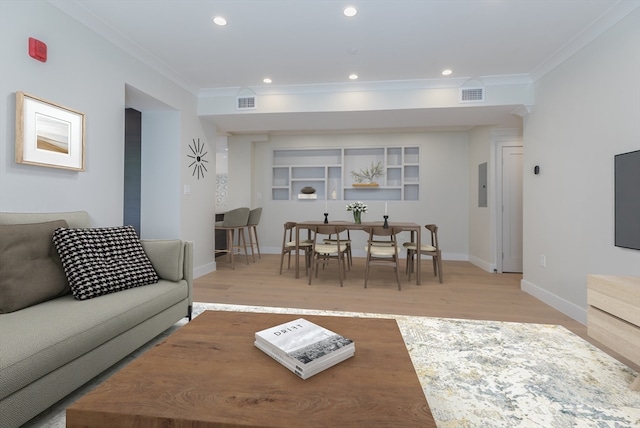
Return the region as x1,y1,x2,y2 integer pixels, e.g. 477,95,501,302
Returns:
50,0,639,134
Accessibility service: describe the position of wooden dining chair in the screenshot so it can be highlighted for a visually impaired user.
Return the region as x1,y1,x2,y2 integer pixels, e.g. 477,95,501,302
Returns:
308,224,349,286
364,226,402,290
214,207,250,269
279,222,313,275
323,223,352,269
403,224,443,283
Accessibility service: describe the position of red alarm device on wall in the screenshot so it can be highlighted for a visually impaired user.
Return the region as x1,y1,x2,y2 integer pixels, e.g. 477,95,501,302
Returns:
28,37,47,62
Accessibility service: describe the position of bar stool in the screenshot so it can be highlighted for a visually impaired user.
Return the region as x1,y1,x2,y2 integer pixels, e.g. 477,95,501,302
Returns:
247,207,262,262
214,207,250,269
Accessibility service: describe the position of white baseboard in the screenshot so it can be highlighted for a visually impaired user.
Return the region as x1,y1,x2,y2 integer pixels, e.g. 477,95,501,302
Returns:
194,261,216,278
468,255,495,273
521,279,587,325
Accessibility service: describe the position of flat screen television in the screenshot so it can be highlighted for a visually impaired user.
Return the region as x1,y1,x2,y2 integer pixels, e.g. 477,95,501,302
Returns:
614,149,640,250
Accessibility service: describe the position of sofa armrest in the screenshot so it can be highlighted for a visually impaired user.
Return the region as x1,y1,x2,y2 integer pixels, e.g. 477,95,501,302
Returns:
183,241,193,308
141,239,193,308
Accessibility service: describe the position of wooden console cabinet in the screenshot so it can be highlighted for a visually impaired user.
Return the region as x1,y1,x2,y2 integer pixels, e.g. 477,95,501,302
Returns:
587,275,640,390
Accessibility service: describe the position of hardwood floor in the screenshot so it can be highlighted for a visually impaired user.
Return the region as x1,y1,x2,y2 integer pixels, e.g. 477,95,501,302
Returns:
194,254,639,372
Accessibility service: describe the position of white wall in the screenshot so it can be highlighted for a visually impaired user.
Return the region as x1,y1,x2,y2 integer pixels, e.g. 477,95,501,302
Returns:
0,0,217,272
522,9,640,323
468,126,494,270
141,111,180,238
229,131,471,260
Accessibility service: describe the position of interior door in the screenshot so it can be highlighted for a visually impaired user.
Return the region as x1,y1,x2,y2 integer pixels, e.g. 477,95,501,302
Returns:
501,146,523,273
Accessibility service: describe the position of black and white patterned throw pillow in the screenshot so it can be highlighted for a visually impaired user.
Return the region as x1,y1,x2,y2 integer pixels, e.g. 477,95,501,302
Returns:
52,226,159,300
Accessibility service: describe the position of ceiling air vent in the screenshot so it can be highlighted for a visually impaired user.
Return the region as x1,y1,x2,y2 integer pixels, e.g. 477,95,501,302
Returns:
460,87,484,103
236,96,256,110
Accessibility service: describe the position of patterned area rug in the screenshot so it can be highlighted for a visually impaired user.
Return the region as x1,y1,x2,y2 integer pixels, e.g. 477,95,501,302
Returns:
26,303,639,428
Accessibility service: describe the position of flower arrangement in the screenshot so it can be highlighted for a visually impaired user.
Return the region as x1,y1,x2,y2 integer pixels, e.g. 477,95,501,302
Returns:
346,201,367,224
346,201,368,213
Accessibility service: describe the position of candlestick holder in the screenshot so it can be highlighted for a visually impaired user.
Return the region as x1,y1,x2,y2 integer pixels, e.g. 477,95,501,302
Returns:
383,215,389,229
324,213,329,224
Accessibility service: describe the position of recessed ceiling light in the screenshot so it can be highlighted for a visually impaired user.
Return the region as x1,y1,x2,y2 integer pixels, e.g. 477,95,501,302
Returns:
442,69,453,76
213,16,227,26
349,74,358,80
263,78,272,84
343,7,357,17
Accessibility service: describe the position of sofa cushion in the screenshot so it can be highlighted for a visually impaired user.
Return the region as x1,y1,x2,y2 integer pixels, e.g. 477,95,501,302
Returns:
0,220,70,313
52,225,159,300
141,240,184,281
0,279,189,401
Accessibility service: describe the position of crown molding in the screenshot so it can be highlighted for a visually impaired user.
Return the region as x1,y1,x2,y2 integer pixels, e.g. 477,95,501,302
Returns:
530,1,640,81
48,0,200,95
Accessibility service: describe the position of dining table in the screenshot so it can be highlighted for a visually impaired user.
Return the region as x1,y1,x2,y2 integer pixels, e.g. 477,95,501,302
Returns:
294,220,423,285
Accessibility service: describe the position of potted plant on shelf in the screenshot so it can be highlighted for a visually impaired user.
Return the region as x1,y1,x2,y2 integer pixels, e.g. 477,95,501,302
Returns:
351,161,384,187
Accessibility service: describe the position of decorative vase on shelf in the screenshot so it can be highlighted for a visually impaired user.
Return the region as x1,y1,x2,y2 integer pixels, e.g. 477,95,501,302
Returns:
353,211,362,224
301,186,316,194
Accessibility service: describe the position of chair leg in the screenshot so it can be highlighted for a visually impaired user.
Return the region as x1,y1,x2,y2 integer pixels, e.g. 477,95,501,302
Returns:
344,244,352,269
309,253,316,285
279,248,287,274
247,227,256,262
364,252,370,289
406,249,414,281
240,228,249,265
436,253,444,283
227,229,235,269
305,249,312,276
405,249,410,276
432,257,437,277
342,253,348,278
394,257,402,291
252,226,261,258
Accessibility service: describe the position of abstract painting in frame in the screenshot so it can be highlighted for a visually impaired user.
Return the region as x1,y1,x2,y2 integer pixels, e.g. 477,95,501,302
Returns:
15,91,85,171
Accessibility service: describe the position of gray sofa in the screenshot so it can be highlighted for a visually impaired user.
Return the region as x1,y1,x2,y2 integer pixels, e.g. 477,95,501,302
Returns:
0,211,193,428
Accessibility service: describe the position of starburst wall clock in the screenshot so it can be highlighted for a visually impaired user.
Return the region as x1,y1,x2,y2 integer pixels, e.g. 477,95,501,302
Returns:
187,138,208,180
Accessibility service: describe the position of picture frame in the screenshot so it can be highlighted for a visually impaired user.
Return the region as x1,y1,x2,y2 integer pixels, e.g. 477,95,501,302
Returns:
15,91,85,171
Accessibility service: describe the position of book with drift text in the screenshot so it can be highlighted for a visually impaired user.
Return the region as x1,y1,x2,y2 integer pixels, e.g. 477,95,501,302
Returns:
255,318,355,379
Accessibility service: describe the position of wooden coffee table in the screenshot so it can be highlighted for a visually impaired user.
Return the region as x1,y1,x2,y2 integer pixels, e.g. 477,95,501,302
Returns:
67,311,435,427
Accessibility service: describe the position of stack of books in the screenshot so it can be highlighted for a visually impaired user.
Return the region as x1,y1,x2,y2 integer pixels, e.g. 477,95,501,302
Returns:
255,318,355,379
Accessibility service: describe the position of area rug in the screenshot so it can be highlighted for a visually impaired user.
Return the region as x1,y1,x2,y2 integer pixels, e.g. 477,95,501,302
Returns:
25,303,640,428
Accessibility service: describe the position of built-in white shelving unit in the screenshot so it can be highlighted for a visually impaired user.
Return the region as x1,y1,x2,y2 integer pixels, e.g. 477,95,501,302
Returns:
272,147,419,201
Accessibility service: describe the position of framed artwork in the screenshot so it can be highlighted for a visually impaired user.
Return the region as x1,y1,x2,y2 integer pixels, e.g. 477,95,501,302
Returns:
15,91,85,171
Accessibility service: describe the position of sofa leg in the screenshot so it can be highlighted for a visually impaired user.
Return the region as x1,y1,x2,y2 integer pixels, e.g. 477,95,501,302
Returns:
187,304,193,321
